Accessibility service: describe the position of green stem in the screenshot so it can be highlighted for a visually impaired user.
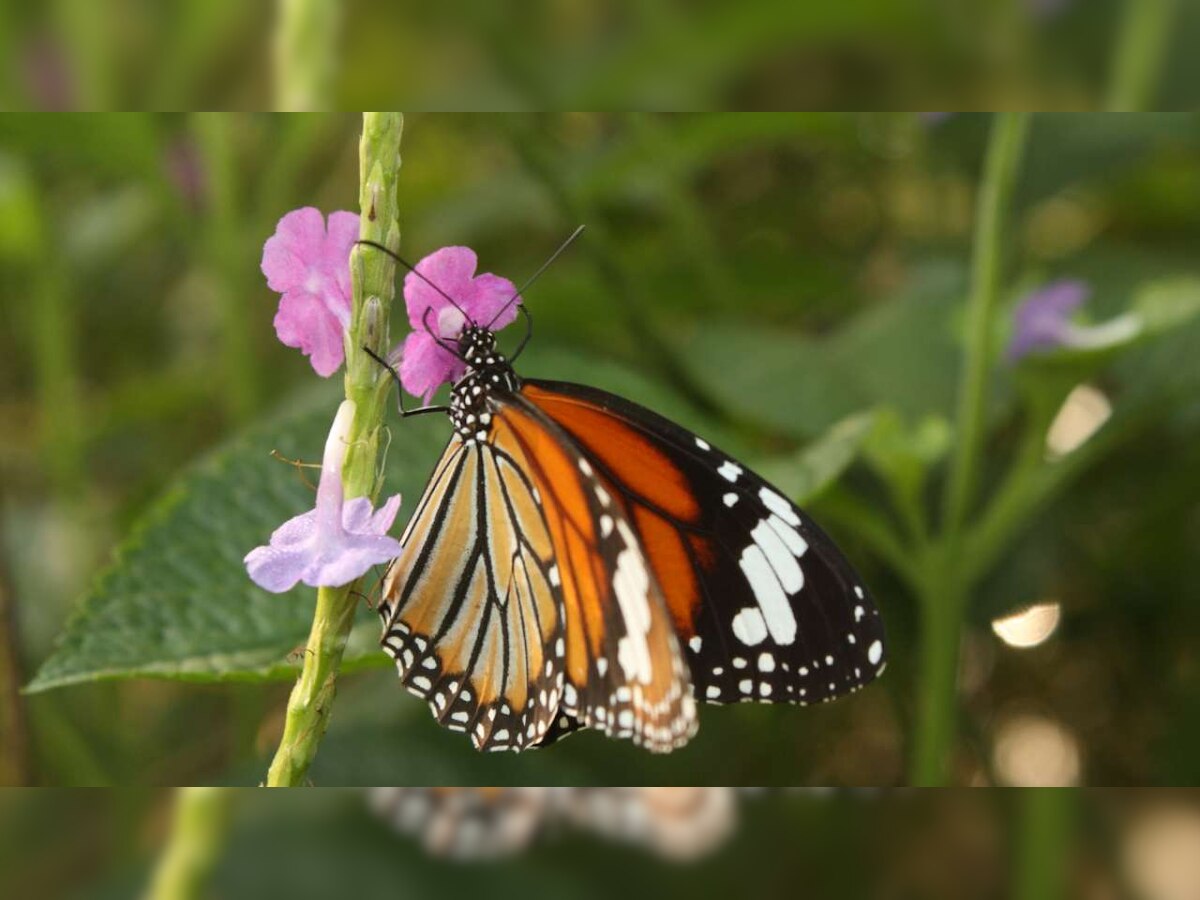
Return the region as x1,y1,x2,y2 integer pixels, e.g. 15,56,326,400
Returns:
909,556,964,787
273,0,341,111
943,112,1030,536
1106,0,1179,112
265,112,402,787
914,113,1030,787
144,788,232,900
1011,790,1073,900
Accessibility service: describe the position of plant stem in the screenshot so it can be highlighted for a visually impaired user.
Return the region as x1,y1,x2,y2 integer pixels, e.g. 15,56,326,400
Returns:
144,788,232,900
1012,790,1073,900
273,0,341,111
1106,0,1179,112
264,112,402,787
909,556,964,787
914,113,1030,787
943,112,1030,536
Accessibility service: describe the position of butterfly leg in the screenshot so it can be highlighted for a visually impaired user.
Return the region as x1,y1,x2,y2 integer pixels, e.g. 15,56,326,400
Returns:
362,346,450,419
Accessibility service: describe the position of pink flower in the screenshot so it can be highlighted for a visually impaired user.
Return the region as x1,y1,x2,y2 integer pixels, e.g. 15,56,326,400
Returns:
262,207,360,377
245,401,402,593
398,246,520,402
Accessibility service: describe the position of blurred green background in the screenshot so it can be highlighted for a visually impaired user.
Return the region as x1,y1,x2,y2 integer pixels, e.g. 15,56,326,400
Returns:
2,112,1199,787
4,788,1200,900
0,0,1198,111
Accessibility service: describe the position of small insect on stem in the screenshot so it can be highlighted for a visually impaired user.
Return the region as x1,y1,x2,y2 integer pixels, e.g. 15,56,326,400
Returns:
270,450,322,491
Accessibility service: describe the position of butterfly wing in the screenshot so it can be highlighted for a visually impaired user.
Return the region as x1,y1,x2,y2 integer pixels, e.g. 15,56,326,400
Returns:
370,788,548,859
489,396,698,753
521,380,887,708
380,398,698,754
378,435,567,752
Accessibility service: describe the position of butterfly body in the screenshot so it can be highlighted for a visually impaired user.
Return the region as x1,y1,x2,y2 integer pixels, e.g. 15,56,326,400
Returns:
447,326,521,444
379,323,886,754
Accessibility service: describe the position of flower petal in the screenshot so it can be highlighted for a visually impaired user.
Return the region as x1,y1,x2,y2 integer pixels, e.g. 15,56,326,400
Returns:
261,238,310,294
399,331,464,403
303,534,403,588
464,271,519,329
326,210,360,303
367,493,403,535
341,496,376,533
274,207,326,255
1009,280,1091,362
245,543,312,594
404,246,478,330
274,290,347,377
270,508,318,547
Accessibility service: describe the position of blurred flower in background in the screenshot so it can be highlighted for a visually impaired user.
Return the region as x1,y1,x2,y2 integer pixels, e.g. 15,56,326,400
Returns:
1007,279,1091,362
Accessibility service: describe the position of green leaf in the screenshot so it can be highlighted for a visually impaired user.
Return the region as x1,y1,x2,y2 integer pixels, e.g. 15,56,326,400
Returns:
28,349,726,693
756,411,878,503
26,384,445,693
670,262,966,438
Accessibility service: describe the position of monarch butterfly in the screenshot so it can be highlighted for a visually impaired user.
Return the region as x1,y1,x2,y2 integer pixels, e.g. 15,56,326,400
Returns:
364,239,887,755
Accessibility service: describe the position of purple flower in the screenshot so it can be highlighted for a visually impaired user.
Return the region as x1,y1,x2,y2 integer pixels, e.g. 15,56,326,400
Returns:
397,246,520,402
262,207,360,377
245,401,402,593
1007,280,1091,362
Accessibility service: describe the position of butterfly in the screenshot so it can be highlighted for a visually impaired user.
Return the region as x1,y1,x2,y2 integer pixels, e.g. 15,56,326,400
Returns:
370,787,736,861
364,237,887,755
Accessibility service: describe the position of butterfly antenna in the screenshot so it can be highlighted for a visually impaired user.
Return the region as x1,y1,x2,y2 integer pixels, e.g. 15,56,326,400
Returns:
355,240,471,322
486,224,586,329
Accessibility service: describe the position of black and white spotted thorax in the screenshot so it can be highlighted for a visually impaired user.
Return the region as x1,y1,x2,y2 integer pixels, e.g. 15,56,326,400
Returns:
449,326,521,443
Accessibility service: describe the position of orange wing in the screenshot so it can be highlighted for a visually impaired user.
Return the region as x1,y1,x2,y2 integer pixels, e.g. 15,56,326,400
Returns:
490,397,697,753
521,380,888,710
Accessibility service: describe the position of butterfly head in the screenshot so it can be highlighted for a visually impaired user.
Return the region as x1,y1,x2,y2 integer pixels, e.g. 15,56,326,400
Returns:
458,325,499,367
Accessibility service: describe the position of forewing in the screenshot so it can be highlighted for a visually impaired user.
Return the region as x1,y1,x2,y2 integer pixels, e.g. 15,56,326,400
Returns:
522,380,887,709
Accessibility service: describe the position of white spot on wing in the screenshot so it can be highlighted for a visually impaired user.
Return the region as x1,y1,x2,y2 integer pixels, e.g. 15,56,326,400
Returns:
758,653,776,673
868,640,883,665
759,487,801,527
695,437,711,451
612,523,654,684
751,520,804,594
718,461,743,483
767,514,809,558
689,636,702,653
732,607,768,646
738,545,798,645
724,493,739,508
